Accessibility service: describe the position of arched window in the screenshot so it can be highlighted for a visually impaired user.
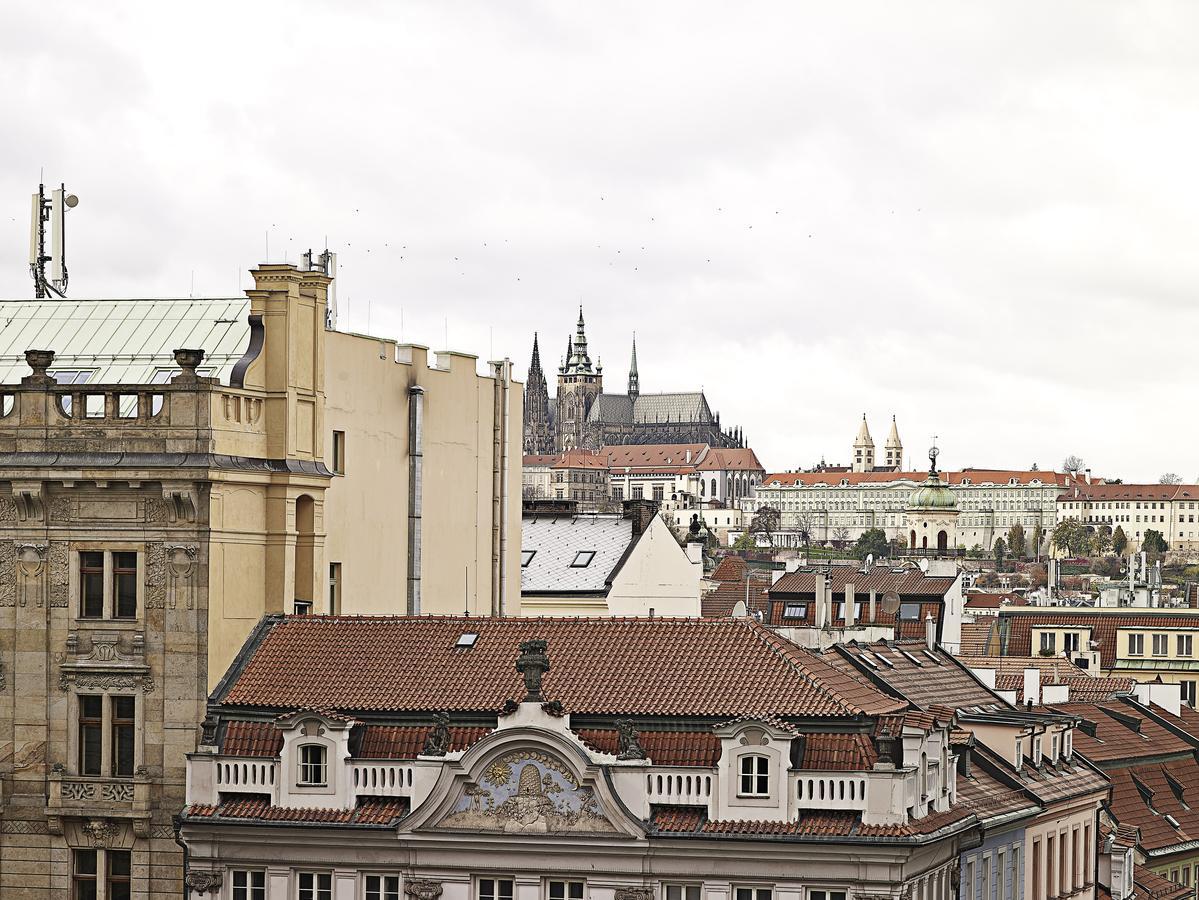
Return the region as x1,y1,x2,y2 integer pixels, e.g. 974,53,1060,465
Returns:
711,478,718,497
298,744,327,786
738,754,769,796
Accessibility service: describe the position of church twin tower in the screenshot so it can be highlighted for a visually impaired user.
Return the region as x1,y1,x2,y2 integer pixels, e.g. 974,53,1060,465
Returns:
852,414,904,472
522,308,743,454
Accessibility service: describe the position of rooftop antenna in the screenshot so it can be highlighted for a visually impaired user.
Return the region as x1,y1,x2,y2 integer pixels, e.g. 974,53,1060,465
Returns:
29,181,79,297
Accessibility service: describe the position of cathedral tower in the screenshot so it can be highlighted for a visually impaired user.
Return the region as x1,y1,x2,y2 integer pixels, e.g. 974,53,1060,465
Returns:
555,307,603,451
852,414,875,473
522,332,555,454
628,334,639,400
883,415,903,470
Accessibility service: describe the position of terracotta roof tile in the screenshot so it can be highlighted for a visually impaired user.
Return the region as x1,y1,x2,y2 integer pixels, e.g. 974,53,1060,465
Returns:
764,470,1074,488
222,721,283,757
573,729,721,766
220,615,898,719
183,795,407,827
830,642,1003,711
700,572,771,618
960,620,998,656
356,725,492,759
800,733,878,771
1106,761,1199,851
650,805,974,838
770,568,956,598
955,766,1039,822
999,610,1199,660
1134,864,1194,900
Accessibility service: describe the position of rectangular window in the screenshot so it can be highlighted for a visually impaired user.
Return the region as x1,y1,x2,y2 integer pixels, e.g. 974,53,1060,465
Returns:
232,870,266,900
899,602,921,620
612,487,624,502
112,552,137,619
80,551,105,618
331,430,345,475
1180,635,1194,657
111,695,135,777
1153,633,1169,657
783,602,807,618
665,887,702,900
570,551,596,568
79,695,103,776
734,889,772,900
328,563,342,615
632,486,643,500
366,875,401,900
808,892,847,900
299,745,327,786
1040,632,1057,654
299,873,333,900
738,754,769,796
1182,681,1197,707
108,850,131,900
549,881,584,900
652,485,665,502
1063,632,1080,653
1129,633,1144,656
294,599,313,615
73,849,98,900
479,879,514,900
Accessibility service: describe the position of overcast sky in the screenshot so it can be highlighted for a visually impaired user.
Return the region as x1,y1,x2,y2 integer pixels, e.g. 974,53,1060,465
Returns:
3,2,1198,480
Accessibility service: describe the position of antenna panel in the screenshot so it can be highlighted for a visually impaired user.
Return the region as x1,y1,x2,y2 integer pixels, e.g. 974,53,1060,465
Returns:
50,189,65,285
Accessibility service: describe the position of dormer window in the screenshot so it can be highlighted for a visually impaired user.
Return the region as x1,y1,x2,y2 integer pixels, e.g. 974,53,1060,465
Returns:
1032,736,1043,766
298,744,327,786
739,754,769,796
783,602,807,619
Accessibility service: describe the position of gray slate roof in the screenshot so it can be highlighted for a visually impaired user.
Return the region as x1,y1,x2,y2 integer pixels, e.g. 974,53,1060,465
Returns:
520,515,636,594
0,298,251,385
585,391,715,426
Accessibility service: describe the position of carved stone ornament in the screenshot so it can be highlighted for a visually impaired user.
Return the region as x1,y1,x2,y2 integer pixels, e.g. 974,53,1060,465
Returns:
60,671,154,694
0,541,12,607
515,638,550,702
499,699,519,716
81,818,119,848
185,870,224,895
614,889,654,900
200,715,219,746
16,543,47,578
404,880,444,900
616,719,647,760
48,497,71,523
144,542,167,609
422,711,451,756
0,496,16,523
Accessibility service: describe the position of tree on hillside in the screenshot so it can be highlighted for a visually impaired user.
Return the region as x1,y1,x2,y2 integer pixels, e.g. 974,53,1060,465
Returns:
749,506,780,544
795,512,816,548
1007,523,1026,559
731,531,756,552
1052,517,1090,556
1032,522,1045,560
1112,525,1128,555
1091,525,1112,556
993,538,1007,570
831,525,851,548
1161,473,1183,485
1143,530,1168,554
1062,455,1085,476
1028,563,1048,589
853,528,890,560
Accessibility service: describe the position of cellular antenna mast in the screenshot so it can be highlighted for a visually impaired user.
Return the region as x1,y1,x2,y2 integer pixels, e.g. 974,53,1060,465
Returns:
29,181,79,298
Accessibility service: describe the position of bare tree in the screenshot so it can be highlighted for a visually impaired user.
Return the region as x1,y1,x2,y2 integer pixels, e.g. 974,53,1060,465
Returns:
831,525,850,548
1062,455,1085,476
795,512,816,548
1161,472,1182,484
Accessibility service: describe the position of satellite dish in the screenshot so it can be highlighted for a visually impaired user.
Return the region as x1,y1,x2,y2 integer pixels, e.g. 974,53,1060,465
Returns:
919,558,930,573
865,553,874,568
881,591,901,615
64,194,79,208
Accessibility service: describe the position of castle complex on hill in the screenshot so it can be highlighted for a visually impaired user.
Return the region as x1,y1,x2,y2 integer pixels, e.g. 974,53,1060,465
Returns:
523,308,744,453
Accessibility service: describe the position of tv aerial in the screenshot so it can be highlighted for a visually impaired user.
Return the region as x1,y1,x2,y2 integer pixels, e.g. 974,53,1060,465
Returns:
29,181,79,298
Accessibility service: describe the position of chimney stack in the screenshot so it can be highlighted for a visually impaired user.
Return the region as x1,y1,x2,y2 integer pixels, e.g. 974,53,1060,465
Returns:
1023,667,1041,706
623,498,658,537
925,613,936,651
845,584,856,626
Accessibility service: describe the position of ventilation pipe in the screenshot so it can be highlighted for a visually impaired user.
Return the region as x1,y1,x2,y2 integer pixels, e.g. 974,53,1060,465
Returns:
406,385,425,614
925,614,936,651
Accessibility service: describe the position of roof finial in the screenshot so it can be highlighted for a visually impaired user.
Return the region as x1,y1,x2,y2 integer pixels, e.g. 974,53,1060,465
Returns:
515,638,550,702
929,437,940,477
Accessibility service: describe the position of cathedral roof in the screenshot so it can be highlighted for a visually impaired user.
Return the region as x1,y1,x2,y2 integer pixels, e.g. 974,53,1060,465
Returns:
631,392,714,425
586,393,633,424
885,415,902,449
854,414,874,448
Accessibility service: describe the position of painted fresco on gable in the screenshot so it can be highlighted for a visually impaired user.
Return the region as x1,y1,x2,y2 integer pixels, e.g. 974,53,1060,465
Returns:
437,749,617,834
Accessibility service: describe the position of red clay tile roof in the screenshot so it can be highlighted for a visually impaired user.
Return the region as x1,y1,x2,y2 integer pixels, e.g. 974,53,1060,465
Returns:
356,725,492,759
1134,864,1194,900
771,568,956,598
222,721,282,757
999,610,1199,660
1051,701,1194,764
601,444,709,473
764,470,1074,488
700,572,771,618
801,733,878,771
830,642,1003,711
573,729,721,766
962,657,1134,703
184,795,407,827
220,615,900,719
956,765,1039,822
693,447,764,473
710,556,748,581
649,805,974,839
1108,762,1199,852
965,593,1022,609
1060,483,1199,504
961,619,998,656
552,449,608,469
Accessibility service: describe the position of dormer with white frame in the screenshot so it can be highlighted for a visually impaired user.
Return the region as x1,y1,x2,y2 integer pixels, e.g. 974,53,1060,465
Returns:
276,709,356,809
712,717,795,821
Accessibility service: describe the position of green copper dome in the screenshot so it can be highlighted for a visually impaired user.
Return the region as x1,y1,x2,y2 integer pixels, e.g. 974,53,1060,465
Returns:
908,444,956,509
908,475,957,510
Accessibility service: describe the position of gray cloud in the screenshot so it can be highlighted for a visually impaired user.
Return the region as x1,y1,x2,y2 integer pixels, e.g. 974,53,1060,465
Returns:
3,1,1198,481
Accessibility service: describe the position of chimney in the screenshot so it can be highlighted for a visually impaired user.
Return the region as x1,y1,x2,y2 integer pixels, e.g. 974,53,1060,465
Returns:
868,589,877,623
972,667,997,689
1023,667,1041,706
1084,468,1091,484
815,574,828,629
844,583,856,626
623,498,657,537
684,541,703,565
925,613,936,650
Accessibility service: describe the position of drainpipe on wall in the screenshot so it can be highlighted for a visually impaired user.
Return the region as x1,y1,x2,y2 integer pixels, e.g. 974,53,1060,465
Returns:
498,360,511,616
407,385,424,614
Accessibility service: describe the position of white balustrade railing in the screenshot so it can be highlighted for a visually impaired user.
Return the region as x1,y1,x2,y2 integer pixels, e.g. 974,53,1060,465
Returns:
791,772,868,811
645,768,713,806
214,757,277,795
350,762,415,798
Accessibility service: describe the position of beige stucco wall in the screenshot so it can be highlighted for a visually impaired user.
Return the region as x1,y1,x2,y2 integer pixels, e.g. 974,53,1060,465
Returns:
322,338,522,618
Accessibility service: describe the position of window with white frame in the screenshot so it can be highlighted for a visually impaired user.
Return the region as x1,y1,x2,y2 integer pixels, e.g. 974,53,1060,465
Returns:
734,888,773,900
1039,632,1056,654
808,891,847,900
738,754,769,796
298,744,327,786
664,886,701,900
478,879,514,900
1179,634,1194,657
299,872,333,900
1153,633,1169,657
1063,632,1080,653
232,870,266,900
548,881,584,900
365,875,401,900
78,550,139,620
1128,633,1144,656
1182,681,1197,708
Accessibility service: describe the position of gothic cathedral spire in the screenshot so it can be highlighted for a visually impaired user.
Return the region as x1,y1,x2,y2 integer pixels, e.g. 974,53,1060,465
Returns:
628,333,640,400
